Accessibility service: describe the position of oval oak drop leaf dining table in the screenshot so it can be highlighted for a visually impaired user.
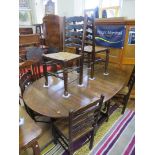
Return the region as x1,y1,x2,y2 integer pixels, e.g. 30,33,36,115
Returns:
23,65,127,118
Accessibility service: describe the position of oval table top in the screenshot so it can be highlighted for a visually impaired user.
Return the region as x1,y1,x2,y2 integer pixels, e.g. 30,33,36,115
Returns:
23,64,127,118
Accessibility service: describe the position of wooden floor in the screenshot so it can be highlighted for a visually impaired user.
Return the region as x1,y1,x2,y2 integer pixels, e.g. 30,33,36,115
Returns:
20,63,135,155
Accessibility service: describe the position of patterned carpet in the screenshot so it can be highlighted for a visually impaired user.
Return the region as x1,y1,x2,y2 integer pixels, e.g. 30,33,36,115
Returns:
90,109,135,155
41,108,135,155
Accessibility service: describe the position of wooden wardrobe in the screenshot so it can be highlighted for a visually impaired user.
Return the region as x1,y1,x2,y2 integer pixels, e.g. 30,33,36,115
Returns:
43,14,63,50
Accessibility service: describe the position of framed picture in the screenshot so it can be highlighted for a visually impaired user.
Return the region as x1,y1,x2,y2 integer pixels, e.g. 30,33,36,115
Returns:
19,10,32,26
19,0,30,9
128,27,135,45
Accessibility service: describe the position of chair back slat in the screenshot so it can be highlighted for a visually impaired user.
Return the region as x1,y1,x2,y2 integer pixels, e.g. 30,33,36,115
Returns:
69,95,104,142
65,38,82,45
65,31,83,37
72,120,94,137
65,24,84,30
65,16,84,23
65,43,82,48
72,98,99,116
72,107,98,125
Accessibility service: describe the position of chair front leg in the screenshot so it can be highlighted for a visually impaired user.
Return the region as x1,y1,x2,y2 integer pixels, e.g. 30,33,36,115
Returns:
106,101,110,122
51,121,57,144
87,53,91,69
63,62,69,97
104,49,110,75
69,143,73,155
122,95,129,114
89,130,95,150
31,141,41,155
79,57,83,85
90,51,95,80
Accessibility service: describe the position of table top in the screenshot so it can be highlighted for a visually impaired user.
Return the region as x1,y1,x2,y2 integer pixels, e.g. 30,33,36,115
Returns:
23,65,126,118
19,106,42,150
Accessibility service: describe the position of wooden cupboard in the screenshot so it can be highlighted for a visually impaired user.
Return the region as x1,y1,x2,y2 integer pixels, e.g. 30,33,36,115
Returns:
42,14,63,50
95,18,135,67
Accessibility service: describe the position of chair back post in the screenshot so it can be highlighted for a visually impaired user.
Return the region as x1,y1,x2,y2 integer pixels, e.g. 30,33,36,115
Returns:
63,16,66,52
127,66,135,94
90,14,96,64
94,94,104,126
81,14,88,58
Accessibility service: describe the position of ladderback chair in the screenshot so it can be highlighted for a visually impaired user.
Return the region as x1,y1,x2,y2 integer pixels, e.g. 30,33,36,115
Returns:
19,60,50,123
82,14,110,79
111,66,135,114
19,71,36,120
52,95,104,155
43,16,85,97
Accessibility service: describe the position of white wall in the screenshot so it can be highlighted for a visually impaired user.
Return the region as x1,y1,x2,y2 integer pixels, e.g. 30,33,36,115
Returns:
120,0,135,19
31,0,45,24
73,0,85,16
56,0,135,18
57,0,74,17
29,0,135,25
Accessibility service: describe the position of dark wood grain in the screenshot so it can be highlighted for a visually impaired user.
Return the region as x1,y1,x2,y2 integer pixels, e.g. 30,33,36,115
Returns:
19,107,42,151
19,34,40,47
43,14,63,50
23,64,126,118
19,28,33,35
